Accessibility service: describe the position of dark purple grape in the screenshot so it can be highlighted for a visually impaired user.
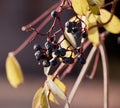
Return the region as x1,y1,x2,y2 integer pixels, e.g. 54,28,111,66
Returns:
72,27,79,33
51,10,58,18
74,31,82,38
50,58,58,66
81,31,88,38
78,55,86,64
69,57,74,64
59,48,66,56
33,44,41,51
45,41,53,50
53,48,60,56
42,60,50,67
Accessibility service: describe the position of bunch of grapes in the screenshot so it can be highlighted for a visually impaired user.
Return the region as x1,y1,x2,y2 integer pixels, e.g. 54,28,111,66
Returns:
32,10,87,68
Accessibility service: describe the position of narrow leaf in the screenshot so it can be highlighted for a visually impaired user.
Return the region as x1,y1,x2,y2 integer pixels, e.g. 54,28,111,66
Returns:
64,28,77,48
45,85,59,104
47,77,67,100
100,9,120,34
49,92,59,104
5,52,24,88
49,75,67,93
40,90,50,108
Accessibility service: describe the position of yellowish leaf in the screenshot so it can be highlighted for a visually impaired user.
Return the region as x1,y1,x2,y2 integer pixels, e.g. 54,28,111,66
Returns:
45,85,59,104
6,53,24,88
40,90,50,108
32,87,50,108
87,0,100,15
49,75,67,93
44,66,51,76
72,0,89,15
47,77,67,100
32,87,43,108
69,15,81,22
87,14,100,46
46,75,67,104
88,27,99,46
100,9,120,34
96,0,105,6
64,28,77,48
49,92,59,104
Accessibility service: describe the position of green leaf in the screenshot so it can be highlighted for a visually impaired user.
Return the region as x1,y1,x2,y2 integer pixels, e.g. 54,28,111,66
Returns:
6,52,24,88
87,14,100,46
100,9,120,34
47,77,67,100
72,0,89,15
87,0,100,15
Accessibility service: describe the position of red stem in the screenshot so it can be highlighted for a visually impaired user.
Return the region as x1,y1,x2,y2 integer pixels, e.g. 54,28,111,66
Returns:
60,58,77,79
12,15,52,55
58,40,91,79
87,49,100,79
22,2,60,31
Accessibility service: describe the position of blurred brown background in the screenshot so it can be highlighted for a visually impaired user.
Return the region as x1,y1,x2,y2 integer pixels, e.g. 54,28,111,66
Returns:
0,0,120,108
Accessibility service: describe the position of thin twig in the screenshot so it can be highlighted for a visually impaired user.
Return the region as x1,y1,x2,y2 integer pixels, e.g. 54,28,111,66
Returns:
64,46,97,108
12,15,52,56
60,58,77,79
53,63,68,78
99,44,109,108
101,1,113,8
87,49,100,79
21,2,60,31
